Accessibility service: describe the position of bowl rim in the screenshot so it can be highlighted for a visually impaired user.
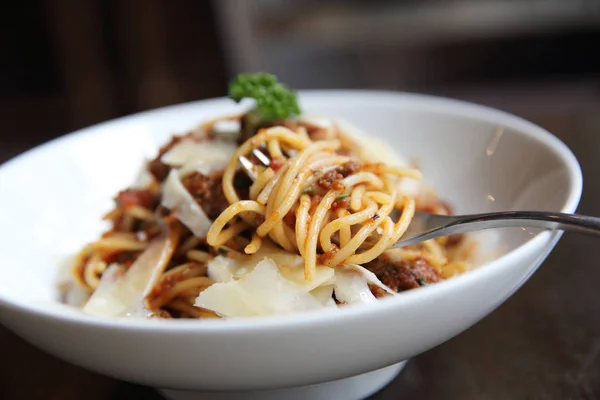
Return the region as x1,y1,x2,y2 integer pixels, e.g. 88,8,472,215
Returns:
0,89,583,332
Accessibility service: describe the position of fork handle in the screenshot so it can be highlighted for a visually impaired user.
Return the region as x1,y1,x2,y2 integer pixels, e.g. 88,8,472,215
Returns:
395,211,600,248
449,211,600,236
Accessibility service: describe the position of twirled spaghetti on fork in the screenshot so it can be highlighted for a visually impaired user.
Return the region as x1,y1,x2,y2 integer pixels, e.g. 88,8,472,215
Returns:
208,126,420,281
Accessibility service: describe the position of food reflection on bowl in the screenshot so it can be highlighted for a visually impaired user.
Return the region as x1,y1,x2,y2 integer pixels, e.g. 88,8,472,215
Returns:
0,89,582,397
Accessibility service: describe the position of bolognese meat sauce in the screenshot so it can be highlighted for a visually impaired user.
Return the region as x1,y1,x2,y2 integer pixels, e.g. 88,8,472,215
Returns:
181,171,229,220
366,255,442,297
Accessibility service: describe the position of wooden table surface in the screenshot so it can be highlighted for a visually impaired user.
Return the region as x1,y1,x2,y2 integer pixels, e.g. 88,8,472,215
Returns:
1,107,599,400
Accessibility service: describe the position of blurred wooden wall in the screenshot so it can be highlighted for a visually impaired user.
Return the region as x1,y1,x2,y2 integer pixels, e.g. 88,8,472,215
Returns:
1,1,227,161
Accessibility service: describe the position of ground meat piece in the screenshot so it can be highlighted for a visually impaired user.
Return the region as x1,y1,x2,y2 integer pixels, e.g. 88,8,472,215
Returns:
365,256,442,296
332,180,346,191
116,188,158,210
317,170,345,191
368,284,389,299
110,189,160,233
181,170,228,220
148,135,184,181
339,161,361,177
331,197,350,211
316,162,361,191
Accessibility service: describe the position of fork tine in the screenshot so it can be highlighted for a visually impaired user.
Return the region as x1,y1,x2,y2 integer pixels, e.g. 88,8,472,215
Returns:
238,155,257,181
252,148,271,166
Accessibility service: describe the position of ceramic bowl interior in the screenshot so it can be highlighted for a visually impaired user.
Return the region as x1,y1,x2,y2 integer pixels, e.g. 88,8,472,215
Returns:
0,91,582,391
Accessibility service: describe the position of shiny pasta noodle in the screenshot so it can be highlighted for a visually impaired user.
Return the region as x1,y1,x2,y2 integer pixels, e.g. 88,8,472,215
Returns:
207,126,420,280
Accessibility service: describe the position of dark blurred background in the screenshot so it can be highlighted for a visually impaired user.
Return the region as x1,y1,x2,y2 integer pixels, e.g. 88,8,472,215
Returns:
2,1,600,399
3,0,600,162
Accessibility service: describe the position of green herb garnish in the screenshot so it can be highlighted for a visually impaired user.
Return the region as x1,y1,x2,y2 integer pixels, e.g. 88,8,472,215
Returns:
229,73,301,128
303,187,314,194
335,193,349,200
416,277,428,287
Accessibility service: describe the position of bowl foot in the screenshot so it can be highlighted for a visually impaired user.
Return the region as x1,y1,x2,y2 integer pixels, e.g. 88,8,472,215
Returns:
158,361,406,400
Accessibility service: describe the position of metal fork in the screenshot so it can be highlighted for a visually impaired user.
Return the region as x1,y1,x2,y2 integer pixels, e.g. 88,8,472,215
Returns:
391,210,600,248
238,151,600,246
238,149,272,181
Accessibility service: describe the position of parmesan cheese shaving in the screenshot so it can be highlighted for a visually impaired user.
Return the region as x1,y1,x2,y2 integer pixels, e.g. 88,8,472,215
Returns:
82,233,176,317
212,119,241,140
161,139,237,168
196,259,326,317
199,242,397,317
207,244,334,290
333,266,378,305
177,159,228,177
310,284,335,306
344,263,397,296
205,256,232,283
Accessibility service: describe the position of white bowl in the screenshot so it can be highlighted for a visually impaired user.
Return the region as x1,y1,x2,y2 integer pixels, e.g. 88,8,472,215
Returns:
0,91,582,400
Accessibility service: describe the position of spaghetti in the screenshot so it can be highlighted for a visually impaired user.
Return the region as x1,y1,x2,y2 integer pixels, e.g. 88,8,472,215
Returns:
66,114,474,320
207,126,419,280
